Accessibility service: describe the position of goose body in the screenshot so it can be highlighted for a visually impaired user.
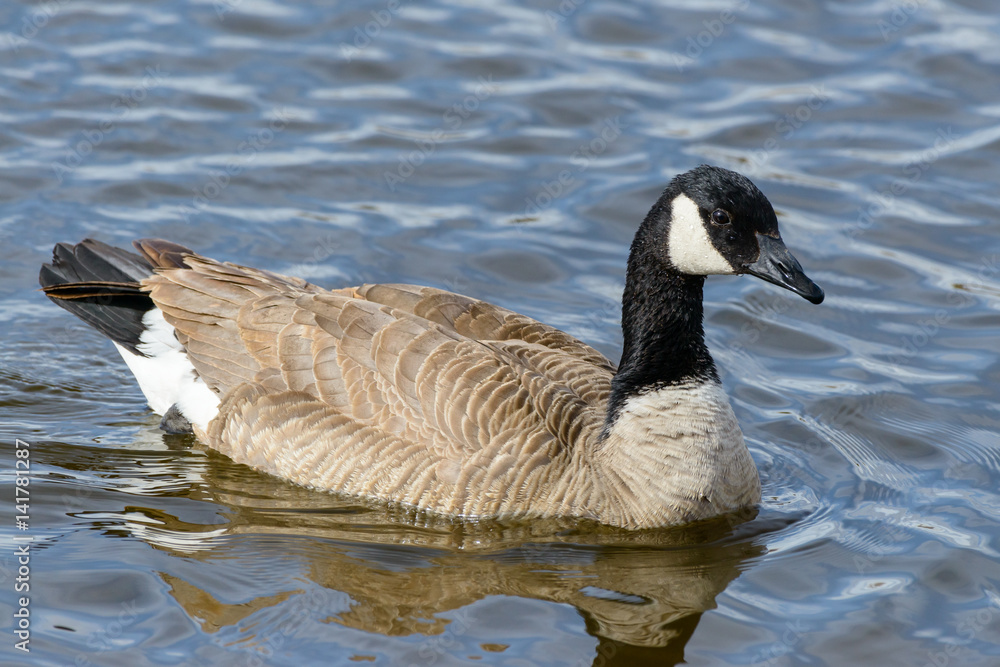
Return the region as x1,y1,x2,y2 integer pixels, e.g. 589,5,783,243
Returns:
40,165,823,529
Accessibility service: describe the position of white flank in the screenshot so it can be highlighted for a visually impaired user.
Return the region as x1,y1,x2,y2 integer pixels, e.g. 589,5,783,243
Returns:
112,308,220,431
667,193,735,275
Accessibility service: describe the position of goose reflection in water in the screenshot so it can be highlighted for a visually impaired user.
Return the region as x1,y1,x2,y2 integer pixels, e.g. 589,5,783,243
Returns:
95,434,768,667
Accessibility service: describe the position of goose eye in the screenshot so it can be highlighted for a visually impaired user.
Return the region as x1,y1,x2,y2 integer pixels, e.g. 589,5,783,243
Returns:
712,208,733,225
711,209,732,225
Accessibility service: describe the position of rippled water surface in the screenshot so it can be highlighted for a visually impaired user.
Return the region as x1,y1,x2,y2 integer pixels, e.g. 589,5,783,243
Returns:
2,0,1000,665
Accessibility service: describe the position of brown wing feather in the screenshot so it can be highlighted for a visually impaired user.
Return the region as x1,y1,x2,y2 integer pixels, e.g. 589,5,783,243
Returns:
139,246,612,518
355,283,615,413
358,283,615,371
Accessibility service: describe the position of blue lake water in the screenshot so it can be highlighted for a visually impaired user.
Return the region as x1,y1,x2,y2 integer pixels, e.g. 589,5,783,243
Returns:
2,0,1000,665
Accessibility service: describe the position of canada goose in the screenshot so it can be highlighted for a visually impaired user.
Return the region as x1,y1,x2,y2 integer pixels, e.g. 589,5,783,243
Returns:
39,165,823,529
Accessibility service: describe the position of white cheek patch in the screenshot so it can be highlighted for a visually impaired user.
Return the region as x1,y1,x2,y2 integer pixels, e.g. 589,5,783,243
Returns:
667,194,736,275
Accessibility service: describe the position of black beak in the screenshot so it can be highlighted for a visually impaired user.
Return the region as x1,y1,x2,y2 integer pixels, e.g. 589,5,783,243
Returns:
744,234,824,304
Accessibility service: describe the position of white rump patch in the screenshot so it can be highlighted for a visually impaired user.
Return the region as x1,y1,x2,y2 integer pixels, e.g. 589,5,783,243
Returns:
667,194,735,275
113,308,220,431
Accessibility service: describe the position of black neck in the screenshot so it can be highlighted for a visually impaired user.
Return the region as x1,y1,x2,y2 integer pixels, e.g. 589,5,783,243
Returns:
604,231,719,429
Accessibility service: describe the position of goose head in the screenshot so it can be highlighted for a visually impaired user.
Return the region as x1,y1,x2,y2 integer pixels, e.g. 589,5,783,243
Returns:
610,164,824,416
650,164,824,304
606,166,825,497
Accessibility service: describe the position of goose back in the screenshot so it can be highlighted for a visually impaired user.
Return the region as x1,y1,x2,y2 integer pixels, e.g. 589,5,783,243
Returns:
141,242,617,519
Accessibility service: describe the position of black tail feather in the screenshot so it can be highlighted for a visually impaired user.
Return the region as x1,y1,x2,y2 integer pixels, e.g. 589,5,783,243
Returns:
40,239,156,356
